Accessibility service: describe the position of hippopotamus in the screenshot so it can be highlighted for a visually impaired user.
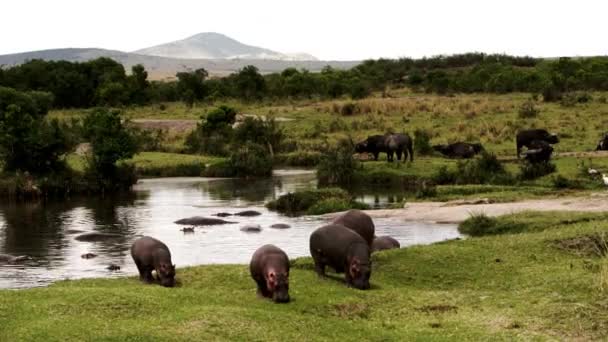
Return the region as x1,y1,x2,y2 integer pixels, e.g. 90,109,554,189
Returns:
355,135,386,161
174,216,236,226
214,212,233,217
596,134,608,151
522,140,554,163
241,224,262,233
74,232,123,242
235,210,262,217
372,236,401,252
516,129,559,158
249,244,290,303
309,224,372,290
270,223,291,229
433,142,484,159
131,236,176,287
385,133,414,162
81,253,98,259
0,254,31,264
331,209,375,246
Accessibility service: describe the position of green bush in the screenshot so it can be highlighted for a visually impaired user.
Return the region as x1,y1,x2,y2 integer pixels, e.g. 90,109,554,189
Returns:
227,143,273,177
518,161,556,180
307,197,369,215
458,213,526,236
266,188,368,215
233,117,283,155
317,139,358,186
414,129,434,156
551,175,582,189
415,181,438,199
185,106,237,156
274,151,322,167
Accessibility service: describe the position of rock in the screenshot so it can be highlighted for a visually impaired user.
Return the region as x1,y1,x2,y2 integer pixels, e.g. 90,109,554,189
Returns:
81,253,97,259
240,224,262,233
270,223,291,229
234,210,262,217
75,232,123,242
106,264,121,271
174,216,236,226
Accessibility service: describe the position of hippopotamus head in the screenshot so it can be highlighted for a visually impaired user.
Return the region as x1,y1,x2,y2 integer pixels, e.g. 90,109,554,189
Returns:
157,262,176,287
349,257,371,290
266,270,290,303
546,133,559,144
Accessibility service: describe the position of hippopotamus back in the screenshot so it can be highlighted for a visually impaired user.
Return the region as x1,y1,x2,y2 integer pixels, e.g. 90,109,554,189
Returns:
331,209,375,246
372,236,401,252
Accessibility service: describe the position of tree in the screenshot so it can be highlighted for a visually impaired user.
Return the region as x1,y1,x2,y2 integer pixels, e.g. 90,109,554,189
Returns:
128,64,150,104
176,68,208,107
235,65,266,100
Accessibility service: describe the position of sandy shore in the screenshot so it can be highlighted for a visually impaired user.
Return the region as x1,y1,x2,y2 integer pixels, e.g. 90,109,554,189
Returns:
326,193,608,224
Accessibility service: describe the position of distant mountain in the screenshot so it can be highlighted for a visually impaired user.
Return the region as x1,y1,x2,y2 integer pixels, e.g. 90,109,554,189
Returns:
0,48,358,80
133,32,318,61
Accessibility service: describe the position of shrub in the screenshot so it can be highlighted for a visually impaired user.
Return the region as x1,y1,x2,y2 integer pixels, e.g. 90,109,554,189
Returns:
551,175,582,189
307,198,369,215
413,129,434,156
227,143,273,177
274,151,322,167
432,166,457,185
233,117,283,155
317,139,359,186
415,181,438,199
185,105,237,156
454,152,512,185
266,188,368,215
518,100,540,118
132,127,167,152
518,161,556,180
542,85,562,102
340,102,358,116
458,213,526,236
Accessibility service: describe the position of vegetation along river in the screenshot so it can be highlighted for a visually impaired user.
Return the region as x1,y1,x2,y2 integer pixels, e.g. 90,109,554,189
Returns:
0,170,460,289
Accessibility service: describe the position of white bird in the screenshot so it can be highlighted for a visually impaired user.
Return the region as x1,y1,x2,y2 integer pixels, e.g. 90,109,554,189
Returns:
602,174,608,186
588,168,599,176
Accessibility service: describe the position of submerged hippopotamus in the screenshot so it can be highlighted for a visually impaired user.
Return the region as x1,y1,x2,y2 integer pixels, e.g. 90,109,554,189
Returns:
355,133,414,162
310,224,372,290
522,140,554,163
372,236,401,252
331,209,375,246
131,236,176,287
74,232,123,242
433,142,484,159
174,216,236,226
516,129,559,158
249,244,290,303
0,254,31,265
235,210,262,217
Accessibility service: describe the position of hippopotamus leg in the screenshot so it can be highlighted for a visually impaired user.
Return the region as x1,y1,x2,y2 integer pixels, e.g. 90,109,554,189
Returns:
255,279,271,298
134,259,154,283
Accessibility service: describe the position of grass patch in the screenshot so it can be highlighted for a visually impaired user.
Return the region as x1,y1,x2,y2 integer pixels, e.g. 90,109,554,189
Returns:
266,188,368,215
2,211,608,339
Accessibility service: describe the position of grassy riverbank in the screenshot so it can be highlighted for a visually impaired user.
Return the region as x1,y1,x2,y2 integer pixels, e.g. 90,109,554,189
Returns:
1,211,607,340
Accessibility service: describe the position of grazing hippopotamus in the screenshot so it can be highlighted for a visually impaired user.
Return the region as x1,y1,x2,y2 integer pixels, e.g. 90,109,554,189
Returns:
332,209,375,246
174,216,236,226
309,224,372,290
74,232,123,242
596,134,608,151
372,236,401,252
516,129,559,158
235,210,262,217
249,244,290,303
0,254,31,264
522,140,554,163
433,142,484,159
355,135,386,161
131,236,176,287
385,133,414,162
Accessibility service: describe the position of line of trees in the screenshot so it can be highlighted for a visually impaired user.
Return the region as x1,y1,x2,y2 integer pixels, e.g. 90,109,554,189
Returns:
2,53,608,108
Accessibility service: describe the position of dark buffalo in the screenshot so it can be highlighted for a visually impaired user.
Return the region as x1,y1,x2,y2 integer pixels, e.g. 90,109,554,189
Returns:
433,142,484,159
372,236,401,252
131,236,176,287
310,224,372,290
516,129,559,158
331,209,375,246
596,134,608,151
355,135,386,161
522,140,554,163
249,244,290,303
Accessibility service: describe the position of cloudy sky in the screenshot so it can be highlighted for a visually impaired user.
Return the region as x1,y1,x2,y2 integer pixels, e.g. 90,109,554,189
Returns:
1,0,607,60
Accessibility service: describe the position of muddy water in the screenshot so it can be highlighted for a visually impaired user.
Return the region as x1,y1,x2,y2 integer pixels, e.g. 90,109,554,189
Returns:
0,170,460,289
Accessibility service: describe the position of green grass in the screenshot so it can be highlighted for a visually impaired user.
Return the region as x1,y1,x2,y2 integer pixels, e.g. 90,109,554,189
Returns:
1,211,608,340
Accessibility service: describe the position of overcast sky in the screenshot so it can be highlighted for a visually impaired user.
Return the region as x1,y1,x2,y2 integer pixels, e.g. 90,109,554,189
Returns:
1,0,607,60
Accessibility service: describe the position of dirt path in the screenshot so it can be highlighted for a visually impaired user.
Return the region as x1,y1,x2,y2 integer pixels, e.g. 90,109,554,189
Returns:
326,193,608,224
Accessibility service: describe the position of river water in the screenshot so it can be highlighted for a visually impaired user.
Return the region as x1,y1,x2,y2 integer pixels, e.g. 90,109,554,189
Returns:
0,170,460,289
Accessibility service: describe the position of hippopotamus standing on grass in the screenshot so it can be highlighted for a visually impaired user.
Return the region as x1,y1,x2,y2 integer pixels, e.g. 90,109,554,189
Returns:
332,209,375,246
372,236,401,252
310,224,372,290
433,142,484,159
250,244,290,303
516,129,559,158
131,236,176,287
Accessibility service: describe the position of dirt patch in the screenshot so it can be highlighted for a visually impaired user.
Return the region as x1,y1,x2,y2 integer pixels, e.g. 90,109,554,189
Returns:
416,304,458,314
553,233,608,257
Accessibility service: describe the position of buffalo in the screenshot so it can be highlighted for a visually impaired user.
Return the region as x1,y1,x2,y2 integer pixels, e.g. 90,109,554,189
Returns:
516,129,559,158
433,142,484,159
355,133,413,162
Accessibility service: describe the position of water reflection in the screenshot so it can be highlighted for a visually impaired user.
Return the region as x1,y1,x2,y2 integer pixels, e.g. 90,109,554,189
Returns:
0,171,460,289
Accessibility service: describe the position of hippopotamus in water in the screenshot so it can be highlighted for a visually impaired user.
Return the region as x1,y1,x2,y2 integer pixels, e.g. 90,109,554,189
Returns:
332,209,375,246
596,133,608,151
270,223,291,229
241,224,262,233
310,224,372,290
0,254,31,265
235,210,262,217
131,236,176,287
372,236,401,252
433,142,484,159
516,129,559,158
214,212,233,217
249,244,290,303
522,140,554,163
355,133,413,162
74,232,123,242
174,216,236,226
